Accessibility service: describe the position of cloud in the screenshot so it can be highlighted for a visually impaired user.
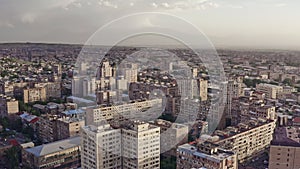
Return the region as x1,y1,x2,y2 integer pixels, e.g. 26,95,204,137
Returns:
275,3,287,7
21,13,37,24
98,0,118,8
0,22,14,28
148,0,219,10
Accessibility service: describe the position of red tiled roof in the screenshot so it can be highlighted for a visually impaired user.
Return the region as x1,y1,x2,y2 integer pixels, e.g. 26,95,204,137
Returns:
293,117,300,123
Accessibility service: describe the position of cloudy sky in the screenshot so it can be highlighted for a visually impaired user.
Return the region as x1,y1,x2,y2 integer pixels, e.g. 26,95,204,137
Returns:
0,0,300,49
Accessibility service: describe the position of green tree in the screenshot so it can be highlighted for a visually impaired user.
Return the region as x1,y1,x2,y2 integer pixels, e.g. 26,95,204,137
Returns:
283,78,292,86
4,146,20,169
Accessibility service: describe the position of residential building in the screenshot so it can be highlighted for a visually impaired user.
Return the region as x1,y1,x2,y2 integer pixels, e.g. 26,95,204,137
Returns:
211,118,276,162
177,142,238,169
151,119,188,154
256,83,283,99
23,84,47,103
22,137,81,169
269,127,300,169
86,99,162,126
122,121,160,169
81,124,122,169
0,94,19,117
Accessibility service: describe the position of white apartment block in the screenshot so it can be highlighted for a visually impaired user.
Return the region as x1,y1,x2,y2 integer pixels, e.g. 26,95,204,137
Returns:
81,121,160,169
122,121,160,169
256,83,283,99
86,99,163,125
81,124,122,169
213,119,276,162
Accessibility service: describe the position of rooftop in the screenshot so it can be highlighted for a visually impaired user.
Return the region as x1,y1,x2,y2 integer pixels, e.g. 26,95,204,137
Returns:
271,126,300,147
178,143,235,163
25,136,81,157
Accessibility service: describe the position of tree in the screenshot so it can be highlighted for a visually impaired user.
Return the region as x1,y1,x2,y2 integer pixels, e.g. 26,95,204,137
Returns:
283,78,292,86
4,146,20,169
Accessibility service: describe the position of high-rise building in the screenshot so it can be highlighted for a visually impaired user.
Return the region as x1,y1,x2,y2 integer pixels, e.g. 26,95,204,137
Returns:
152,119,188,155
86,99,162,126
81,124,122,169
199,78,208,101
81,121,160,169
122,121,160,169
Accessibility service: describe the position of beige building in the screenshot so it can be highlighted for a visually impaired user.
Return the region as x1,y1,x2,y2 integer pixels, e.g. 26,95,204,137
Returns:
23,84,47,103
269,127,300,169
37,114,84,143
0,94,19,117
152,119,188,154
122,121,160,169
209,118,276,162
177,142,238,169
81,121,160,169
22,137,81,169
45,82,61,99
81,124,122,169
256,83,283,99
56,116,85,140
199,78,208,101
86,99,162,126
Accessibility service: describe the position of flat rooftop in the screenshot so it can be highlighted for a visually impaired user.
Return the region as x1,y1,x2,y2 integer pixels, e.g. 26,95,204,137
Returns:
271,126,300,147
25,136,81,157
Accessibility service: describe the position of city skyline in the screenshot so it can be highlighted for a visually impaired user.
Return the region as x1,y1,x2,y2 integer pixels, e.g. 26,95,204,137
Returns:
0,0,300,50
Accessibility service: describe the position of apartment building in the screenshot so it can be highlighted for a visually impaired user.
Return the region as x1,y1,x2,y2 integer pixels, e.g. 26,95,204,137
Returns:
37,114,84,143
86,99,162,126
177,142,238,169
81,124,122,169
56,116,85,140
152,119,188,154
269,127,300,169
129,69,180,116
81,121,160,169
122,121,160,169
199,78,208,101
256,83,283,99
212,118,276,162
23,84,47,103
45,82,61,99
0,94,19,117
22,137,81,169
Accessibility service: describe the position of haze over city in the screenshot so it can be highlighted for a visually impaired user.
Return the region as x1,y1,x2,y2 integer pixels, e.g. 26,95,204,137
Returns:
1,0,300,49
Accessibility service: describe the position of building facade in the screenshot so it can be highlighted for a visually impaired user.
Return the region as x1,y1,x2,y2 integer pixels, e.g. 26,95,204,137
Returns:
22,137,81,169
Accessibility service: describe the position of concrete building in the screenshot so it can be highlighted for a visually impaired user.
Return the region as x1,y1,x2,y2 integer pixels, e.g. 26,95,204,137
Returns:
269,127,300,169
129,69,180,116
152,119,189,154
23,84,47,103
117,62,138,83
81,124,122,169
56,116,85,140
22,137,81,169
81,121,160,169
122,121,160,169
211,118,276,162
0,94,19,117
177,142,238,169
256,83,283,99
37,114,84,143
45,82,61,99
86,99,162,126
199,78,208,101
